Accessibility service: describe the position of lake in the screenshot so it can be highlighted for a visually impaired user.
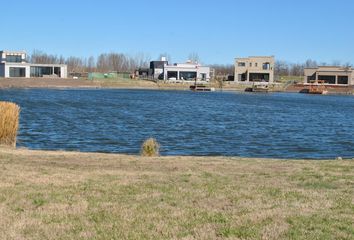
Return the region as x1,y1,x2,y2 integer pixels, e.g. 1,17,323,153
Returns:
1,89,354,159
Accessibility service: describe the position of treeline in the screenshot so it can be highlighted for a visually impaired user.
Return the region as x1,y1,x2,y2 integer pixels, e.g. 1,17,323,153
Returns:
274,59,352,76
28,50,352,76
28,50,150,73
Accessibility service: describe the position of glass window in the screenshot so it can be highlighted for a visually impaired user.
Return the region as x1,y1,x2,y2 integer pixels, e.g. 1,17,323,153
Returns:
9,67,26,77
318,75,335,84
30,66,53,77
6,55,22,63
338,76,348,84
238,62,246,67
263,63,270,70
167,71,177,80
179,71,197,80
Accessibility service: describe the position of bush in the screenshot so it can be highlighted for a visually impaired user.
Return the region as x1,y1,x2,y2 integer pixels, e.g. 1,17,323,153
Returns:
0,102,20,147
141,138,160,157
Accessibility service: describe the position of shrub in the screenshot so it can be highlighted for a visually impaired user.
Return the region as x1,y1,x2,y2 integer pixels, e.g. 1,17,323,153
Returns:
0,102,20,147
141,138,160,157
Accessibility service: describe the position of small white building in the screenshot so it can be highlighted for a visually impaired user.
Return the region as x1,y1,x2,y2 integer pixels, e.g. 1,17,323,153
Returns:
0,50,67,78
162,61,210,82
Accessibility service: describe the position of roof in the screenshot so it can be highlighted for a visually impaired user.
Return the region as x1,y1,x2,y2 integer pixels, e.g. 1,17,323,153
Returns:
235,56,274,60
0,50,26,55
3,62,67,67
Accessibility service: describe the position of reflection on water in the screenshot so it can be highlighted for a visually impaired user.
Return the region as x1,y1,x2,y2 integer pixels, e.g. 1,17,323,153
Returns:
1,89,354,159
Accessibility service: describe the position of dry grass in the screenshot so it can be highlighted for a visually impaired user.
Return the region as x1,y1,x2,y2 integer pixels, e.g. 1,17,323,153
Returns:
0,102,20,147
141,138,160,157
0,148,353,239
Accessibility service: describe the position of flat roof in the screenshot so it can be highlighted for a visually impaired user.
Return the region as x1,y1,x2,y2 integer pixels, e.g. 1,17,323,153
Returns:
3,62,67,67
0,50,26,54
304,66,352,70
235,56,274,59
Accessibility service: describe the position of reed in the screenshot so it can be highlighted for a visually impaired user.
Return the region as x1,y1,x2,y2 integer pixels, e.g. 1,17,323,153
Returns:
140,138,160,157
0,101,20,147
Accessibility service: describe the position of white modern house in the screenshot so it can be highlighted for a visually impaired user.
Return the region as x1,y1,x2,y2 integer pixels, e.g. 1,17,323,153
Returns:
0,50,67,78
162,61,210,82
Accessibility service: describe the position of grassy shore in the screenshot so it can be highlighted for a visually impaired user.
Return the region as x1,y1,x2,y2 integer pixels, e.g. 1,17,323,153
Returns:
0,148,353,239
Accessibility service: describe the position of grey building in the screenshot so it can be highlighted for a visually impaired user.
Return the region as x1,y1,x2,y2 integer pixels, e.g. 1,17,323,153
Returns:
234,56,274,83
0,50,67,78
150,57,168,79
304,66,353,85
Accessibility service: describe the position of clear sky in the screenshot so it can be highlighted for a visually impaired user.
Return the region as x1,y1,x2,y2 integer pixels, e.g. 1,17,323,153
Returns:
2,0,354,65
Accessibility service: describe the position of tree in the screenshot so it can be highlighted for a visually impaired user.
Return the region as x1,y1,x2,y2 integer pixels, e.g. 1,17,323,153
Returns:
188,52,200,64
305,59,318,68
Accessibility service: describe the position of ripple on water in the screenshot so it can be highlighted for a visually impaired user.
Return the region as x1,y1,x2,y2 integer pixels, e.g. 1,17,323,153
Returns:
1,89,353,159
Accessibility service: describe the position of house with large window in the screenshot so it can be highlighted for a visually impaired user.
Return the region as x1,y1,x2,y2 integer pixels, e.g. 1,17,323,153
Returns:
304,66,353,85
161,60,210,82
0,50,67,78
234,56,274,83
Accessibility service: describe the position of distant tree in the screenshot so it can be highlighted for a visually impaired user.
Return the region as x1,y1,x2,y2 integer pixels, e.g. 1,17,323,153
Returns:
133,52,151,69
87,56,96,72
289,63,304,76
188,52,200,64
30,50,59,64
210,64,234,76
305,59,318,68
275,60,290,76
343,62,352,68
331,60,341,66
66,56,84,73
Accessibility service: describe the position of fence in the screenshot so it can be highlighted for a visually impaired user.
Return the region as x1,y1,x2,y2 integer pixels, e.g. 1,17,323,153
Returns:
88,72,131,80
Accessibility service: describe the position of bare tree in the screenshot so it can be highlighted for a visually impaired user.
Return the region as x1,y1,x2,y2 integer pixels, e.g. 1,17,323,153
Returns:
305,59,318,68
188,52,200,64
30,50,59,64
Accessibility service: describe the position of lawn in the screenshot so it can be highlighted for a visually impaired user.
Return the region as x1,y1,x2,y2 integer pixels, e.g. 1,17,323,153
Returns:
0,148,353,239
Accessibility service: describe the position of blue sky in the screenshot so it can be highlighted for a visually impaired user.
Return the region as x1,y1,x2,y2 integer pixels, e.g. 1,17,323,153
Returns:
2,0,354,64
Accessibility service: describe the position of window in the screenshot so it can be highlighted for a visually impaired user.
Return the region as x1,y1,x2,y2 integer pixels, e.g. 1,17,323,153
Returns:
263,63,270,70
338,76,348,84
238,74,247,81
9,67,26,77
30,66,53,77
249,73,270,82
167,71,177,80
6,55,23,63
307,74,316,83
179,71,197,80
250,63,252,67
238,62,246,67
255,63,258,67
318,75,335,84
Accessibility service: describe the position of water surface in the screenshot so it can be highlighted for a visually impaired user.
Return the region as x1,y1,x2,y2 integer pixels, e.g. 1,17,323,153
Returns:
1,89,353,159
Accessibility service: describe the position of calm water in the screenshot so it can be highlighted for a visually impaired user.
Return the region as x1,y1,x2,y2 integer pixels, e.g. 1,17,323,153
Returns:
1,89,354,159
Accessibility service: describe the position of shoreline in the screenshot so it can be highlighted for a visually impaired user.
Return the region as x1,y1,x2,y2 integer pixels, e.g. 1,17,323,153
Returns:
0,78,353,95
0,146,346,161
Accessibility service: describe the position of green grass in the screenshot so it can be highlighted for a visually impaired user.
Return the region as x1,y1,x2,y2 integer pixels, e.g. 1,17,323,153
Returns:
0,148,353,239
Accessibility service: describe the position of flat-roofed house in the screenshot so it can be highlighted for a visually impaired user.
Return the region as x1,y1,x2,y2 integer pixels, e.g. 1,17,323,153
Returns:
0,50,67,78
304,66,353,85
234,56,275,83
163,61,210,82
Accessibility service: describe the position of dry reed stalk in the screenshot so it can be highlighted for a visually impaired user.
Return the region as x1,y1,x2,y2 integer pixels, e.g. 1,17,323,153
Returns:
141,138,160,157
0,101,20,147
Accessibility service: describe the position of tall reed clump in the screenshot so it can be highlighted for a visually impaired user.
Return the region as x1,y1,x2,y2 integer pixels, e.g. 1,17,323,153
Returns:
0,102,20,147
141,138,160,157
